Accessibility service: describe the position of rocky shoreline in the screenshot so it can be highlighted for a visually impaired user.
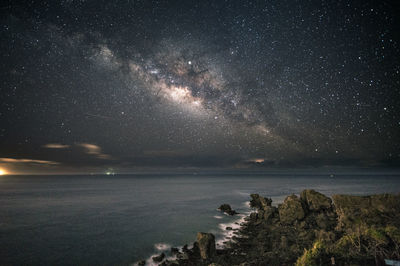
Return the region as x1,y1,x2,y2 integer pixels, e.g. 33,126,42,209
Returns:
138,190,400,266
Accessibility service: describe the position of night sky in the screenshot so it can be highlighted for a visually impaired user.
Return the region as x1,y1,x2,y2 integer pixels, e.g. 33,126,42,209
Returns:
1,0,399,174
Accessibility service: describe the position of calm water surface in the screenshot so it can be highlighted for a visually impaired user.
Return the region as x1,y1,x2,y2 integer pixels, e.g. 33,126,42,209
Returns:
1,171,399,265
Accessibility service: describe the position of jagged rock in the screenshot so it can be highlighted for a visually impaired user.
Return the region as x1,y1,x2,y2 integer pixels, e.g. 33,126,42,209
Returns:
191,241,200,257
278,194,305,224
137,260,145,266
250,194,272,210
218,204,238,215
197,232,216,260
152,253,165,262
177,252,189,260
300,189,332,211
226,226,233,230
263,206,278,221
171,247,180,255
249,212,258,222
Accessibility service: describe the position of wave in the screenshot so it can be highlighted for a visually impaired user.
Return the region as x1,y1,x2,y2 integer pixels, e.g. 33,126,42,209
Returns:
154,243,171,251
137,201,252,265
215,202,253,248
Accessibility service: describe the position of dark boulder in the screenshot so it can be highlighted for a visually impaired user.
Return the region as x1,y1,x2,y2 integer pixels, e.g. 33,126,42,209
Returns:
196,232,216,260
171,247,180,255
218,204,238,215
152,253,165,263
137,260,145,266
182,244,189,253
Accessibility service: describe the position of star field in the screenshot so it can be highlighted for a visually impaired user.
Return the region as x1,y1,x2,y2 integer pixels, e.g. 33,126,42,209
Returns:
0,0,399,174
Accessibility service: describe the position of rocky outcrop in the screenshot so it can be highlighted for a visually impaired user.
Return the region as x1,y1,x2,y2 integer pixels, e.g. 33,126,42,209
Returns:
218,204,238,215
300,189,332,211
196,232,216,260
278,194,305,224
249,194,272,210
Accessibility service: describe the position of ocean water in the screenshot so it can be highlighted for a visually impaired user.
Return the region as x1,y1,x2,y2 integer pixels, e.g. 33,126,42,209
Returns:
1,170,400,265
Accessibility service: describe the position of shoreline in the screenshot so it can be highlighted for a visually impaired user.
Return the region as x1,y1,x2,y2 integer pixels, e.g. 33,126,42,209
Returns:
138,201,253,266
139,190,400,266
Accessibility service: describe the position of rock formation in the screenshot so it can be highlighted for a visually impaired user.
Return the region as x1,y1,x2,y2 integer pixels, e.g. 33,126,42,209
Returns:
218,204,238,215
196,232,216,260
154,190,400,266
152,253,165,263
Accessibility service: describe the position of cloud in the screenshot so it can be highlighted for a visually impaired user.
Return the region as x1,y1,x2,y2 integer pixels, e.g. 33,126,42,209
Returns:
76,143,111,159
43,143,70,149
0,158,60,165
143,150,187,156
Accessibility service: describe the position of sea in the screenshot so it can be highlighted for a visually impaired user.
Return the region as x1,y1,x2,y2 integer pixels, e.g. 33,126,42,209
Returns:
1,169,399,265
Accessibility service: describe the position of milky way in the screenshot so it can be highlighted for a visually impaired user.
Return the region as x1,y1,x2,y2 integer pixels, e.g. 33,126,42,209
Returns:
0,0,399,173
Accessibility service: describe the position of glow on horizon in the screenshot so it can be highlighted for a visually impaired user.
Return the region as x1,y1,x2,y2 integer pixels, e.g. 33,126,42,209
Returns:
0,168,7,175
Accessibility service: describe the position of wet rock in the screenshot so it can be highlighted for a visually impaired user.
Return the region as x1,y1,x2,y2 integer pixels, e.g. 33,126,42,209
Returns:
218,204,238,215
300,189,332,211
182,244,189,253
137,260,145,266
226,226,233,230
278,194,305,224
197,232,216,260
170,247,180,255
152,253,165,262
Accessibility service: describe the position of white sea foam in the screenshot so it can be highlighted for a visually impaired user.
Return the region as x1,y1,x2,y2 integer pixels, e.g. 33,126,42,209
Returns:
137,202,253,265
235,190,250,196
143,253,178,266
154,243,171,251
215,202,254,248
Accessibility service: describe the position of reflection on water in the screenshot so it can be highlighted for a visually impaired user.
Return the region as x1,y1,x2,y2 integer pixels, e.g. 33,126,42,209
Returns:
0,171,399,265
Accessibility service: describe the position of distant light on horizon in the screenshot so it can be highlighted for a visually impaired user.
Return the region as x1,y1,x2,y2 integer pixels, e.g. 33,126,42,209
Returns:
0,168,7,175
